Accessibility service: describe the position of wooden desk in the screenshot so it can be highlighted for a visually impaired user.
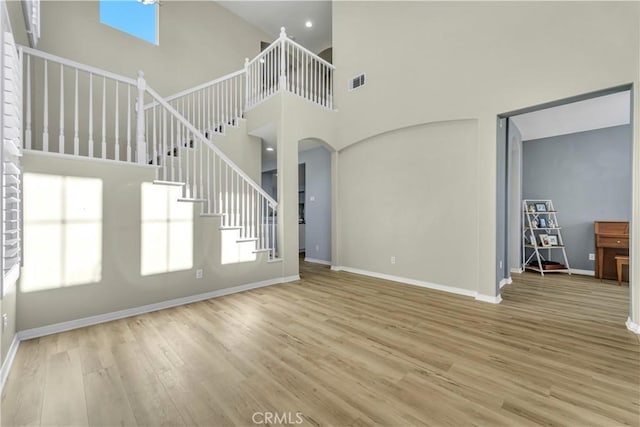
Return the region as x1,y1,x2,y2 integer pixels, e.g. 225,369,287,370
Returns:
595,221,629,280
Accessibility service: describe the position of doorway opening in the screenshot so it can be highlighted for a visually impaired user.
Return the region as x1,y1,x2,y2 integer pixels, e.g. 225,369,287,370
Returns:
496,85,633,322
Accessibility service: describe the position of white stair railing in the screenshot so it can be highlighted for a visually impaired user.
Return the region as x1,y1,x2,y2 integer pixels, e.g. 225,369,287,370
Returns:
19,47,279,260
144,86,278,259
246,27,334,111
20,46,140,162
156,69,245,139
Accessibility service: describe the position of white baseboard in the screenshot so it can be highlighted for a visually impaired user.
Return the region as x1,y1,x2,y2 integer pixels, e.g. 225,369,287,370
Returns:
304,257,331,266
333,266,478,298
330,265,343,271
570,269,595,276
475,294,503,304
17,275,298,341
499,277,512,289
626,317,640,334
510,268,523,274
0,334,20,394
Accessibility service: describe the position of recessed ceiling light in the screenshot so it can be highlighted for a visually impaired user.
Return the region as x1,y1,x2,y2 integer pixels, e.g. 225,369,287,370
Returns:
305,21,313,28
266,147,274,152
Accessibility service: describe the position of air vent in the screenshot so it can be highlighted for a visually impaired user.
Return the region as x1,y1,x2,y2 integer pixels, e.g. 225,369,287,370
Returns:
348,73,366,91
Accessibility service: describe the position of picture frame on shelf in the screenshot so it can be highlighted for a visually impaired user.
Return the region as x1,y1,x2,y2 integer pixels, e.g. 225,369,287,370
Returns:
539,218,547,228
539,234,550,247
528,204,536,213
548,235,558,246
535,203,547,212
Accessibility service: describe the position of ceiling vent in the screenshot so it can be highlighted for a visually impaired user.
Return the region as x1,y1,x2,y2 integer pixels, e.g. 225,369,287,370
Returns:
348,73,366,91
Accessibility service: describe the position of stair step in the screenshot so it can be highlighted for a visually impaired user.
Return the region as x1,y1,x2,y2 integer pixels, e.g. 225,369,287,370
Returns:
237,238,258,243
177,198,206,203
153,180,185,187
252,248,271,254
267,257,283,263
200,213,224,217
219,226,241,230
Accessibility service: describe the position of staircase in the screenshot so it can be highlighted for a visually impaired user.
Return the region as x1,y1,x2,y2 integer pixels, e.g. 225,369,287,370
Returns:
15,27,335,264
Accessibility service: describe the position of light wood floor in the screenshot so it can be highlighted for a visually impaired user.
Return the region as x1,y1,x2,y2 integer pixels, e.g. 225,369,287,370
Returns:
2,263,639,426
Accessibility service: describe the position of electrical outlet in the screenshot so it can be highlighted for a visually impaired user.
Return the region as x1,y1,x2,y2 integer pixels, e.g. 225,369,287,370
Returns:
499,260,503,269
2,314,7,331
315,244,319,252
196,269,203,279
588,253,595,261
391,256,396,264
309,196,315,202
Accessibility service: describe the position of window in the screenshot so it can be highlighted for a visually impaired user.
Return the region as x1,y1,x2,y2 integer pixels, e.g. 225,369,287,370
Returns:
141,183,193,276
99,0,158,45
22,174,103,292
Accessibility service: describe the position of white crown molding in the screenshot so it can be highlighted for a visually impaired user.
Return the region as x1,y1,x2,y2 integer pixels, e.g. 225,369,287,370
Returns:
626,317,640,334
0,335,20,394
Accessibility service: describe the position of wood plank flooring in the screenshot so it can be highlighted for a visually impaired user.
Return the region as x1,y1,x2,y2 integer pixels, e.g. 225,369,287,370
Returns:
2,262,639,426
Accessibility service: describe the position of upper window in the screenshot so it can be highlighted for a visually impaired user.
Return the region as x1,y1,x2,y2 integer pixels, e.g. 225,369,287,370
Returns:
99,0,158,45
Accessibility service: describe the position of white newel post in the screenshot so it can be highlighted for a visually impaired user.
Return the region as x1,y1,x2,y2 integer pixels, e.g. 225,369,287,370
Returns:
244,57,249,109
279,27,287,91
135,70,147,164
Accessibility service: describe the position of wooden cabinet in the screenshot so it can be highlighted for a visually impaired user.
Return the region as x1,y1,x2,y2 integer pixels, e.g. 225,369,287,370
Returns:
594,221,629,280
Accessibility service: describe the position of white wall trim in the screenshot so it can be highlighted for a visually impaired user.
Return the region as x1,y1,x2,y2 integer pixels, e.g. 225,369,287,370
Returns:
330,265,343,271
570,268,595,277
0,335,20,394
475,294,503,304
333,266,478,298
304,257,331,266
499,277,512,289
626,317,640,334
24,149,158,170
17,275,297,341
510,267,523,274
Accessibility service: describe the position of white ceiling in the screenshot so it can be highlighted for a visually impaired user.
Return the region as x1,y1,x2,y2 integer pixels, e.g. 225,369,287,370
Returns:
511,91,631,141
217,1,332,54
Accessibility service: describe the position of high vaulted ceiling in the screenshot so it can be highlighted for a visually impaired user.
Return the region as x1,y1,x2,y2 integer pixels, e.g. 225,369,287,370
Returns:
217,1,332,54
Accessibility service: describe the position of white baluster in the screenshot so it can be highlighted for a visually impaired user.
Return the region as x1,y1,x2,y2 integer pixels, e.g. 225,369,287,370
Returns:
152,106,157,168
177,121,183,184
73,69,79,155
25,55,31,149
101,76,106,159
58,64,64,154
206,148,211,214
43,59,48,152
192,129,196,197
127,85,131,162
135,70,147,164
170,116,175,182
88,73,94,157
114,81,119,161
279,27,286,90
162,109,167,181
244,58,249,111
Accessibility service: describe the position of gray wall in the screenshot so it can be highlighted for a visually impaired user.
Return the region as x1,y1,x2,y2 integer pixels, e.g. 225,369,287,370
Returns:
508,120,523,273
523,124,632,271
299,147,331,262
261,146,332,263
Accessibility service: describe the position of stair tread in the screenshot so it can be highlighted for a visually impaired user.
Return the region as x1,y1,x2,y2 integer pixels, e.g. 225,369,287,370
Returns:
219,226,242,230
177,198,206,203
153,180,185,187
200,213,224,217
237,238,258,242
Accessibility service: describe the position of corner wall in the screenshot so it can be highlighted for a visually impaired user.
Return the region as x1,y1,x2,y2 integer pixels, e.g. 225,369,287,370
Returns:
16,152,283,331
333,1,640,305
